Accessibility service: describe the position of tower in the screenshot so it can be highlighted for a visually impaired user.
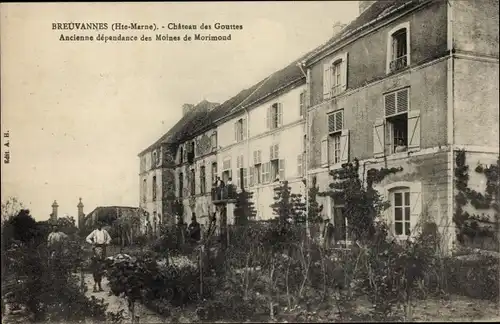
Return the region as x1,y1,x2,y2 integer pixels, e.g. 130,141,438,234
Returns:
51,200,59,222
77,198,85,229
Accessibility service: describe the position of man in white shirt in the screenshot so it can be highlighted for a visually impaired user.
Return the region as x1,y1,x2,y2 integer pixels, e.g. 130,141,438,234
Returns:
86,222,112,292
47,224,68,260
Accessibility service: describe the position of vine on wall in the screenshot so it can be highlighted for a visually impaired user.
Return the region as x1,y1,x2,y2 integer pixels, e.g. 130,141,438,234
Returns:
318,159,403,242
453,149,500,243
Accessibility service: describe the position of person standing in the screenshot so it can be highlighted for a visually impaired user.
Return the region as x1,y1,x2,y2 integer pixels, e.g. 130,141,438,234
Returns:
86,222,112,292
187,213,201,243
322,219,335,249
47,223,68,260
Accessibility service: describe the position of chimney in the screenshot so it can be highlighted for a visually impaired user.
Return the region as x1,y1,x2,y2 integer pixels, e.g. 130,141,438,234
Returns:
77,197,85,228
332,21,347,37
182,104,195,116
359,1,376,15
51,200,59,221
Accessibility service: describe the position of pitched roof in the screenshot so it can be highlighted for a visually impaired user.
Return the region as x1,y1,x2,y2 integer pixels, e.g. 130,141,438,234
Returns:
304,0,429,64
138,100,218,156
83,206,142,225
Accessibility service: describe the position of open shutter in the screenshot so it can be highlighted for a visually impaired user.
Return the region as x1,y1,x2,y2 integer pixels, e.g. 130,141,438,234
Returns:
258,151,262,164
229,169,233,181
341,52,348,92
279,159,285,180
321,137,328,166
407,110,420,150
297,154,303,176
323,62,331,100
373,119,385,157
278,103,283,127
409,183,422,237
242,118,247,140
266,106,271,129
339,129,349,164
249,166,254,187
243,168,248,189
234,121,238,142
275,144,280,159
269,145,274,160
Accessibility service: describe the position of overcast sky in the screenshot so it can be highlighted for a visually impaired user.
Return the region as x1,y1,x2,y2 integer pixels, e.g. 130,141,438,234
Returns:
1,1,359,221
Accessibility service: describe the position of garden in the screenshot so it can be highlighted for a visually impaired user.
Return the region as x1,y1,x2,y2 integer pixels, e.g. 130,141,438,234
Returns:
1,156,499,323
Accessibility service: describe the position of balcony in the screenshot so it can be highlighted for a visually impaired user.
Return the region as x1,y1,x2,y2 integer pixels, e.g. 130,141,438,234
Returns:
389,55,408,73
211,184,237,204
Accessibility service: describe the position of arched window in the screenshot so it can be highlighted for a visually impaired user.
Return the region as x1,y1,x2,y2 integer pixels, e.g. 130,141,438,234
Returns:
385,181,422,239
386,22,410,73
142,178,147,203
179,172,184,198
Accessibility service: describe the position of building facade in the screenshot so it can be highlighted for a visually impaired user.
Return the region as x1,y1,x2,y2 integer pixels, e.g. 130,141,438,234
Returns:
216,65,308,221
302,0,498,248
139,0,498,248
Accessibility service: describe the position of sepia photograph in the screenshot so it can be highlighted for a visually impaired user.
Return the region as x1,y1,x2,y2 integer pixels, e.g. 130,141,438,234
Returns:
1,1,499,323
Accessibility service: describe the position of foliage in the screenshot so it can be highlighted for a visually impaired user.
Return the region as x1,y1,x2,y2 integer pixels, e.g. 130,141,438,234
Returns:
234,190,257,225
1,197,24,224
454,150,499,244
270,180,306,224
308,176,324,224
319,159,400,242
2,208,107,322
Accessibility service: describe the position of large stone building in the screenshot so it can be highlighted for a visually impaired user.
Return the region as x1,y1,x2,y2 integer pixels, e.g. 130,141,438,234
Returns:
139,0,498,248
302,0,498,247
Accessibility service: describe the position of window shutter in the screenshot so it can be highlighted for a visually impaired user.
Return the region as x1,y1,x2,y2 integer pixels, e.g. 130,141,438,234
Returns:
328,114,335,133
242,118,247,140
297,154,302,176
243,168,248,189
229,169,233,180
335,110,343,131
258,150,262,164
340,129,349,164
409,184,422,237
321,137,328,166
397,89,409,113
253,151,257,165
373,119,385,157
275,144,280,159
234,121,238,142
278,103,283,127
270,145,274,160
249,166,254,186
267,106,271,129
323,62,331,100
279,159,285,180
342,52,348,91
407,110,420,150
384,93,396,117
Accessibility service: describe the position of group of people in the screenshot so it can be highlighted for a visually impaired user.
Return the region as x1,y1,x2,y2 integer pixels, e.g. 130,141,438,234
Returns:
47,222,112,293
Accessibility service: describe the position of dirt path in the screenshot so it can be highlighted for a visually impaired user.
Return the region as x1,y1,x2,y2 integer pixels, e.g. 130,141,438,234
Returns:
83,273,166,323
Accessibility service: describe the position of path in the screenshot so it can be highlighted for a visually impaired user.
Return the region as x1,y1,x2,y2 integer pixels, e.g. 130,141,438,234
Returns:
83,273,166,323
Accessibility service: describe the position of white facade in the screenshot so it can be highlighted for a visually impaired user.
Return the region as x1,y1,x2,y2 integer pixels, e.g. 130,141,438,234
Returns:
217,84,307,220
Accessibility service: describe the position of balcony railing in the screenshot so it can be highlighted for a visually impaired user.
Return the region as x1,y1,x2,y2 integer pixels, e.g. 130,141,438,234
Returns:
389,55,408,73
211,184,237,203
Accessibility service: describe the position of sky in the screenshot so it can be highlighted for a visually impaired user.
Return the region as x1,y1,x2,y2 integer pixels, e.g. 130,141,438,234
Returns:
1,1,359,221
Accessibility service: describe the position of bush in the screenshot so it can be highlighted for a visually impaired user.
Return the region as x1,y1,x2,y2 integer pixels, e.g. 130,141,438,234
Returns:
445,254,499,301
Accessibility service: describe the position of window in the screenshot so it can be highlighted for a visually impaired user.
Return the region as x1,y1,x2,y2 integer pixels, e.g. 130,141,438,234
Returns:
211,133,217,151
386,22,410,73
200,166,206,194
187,141,195,164
140,156,146,173
190,169,196,196
236,155,244,188
297,153,305,177
179,146,184,164
267,103,283,130
333,206,348,242
261,162,271,183
234,118,247,142
373,88,420,157
393,189,411,236
142,178,147,203
250,150,262,186
299,91,306,117
211,162,218,184
179,172,184,198
152,176,157,201
152,151,157,167
269,144,282,181
322,109,349,166
323,52,348,100
222,158,232,183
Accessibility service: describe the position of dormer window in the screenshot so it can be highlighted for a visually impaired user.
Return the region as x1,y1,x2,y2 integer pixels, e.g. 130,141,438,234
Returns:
323,52,348,100
386,22,410,74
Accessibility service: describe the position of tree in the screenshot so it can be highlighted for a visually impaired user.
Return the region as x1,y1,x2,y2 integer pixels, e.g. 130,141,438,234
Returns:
1,197,24,224
270,180,306,224
234,190,257,225
319,159,401,243
307,177,324,224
